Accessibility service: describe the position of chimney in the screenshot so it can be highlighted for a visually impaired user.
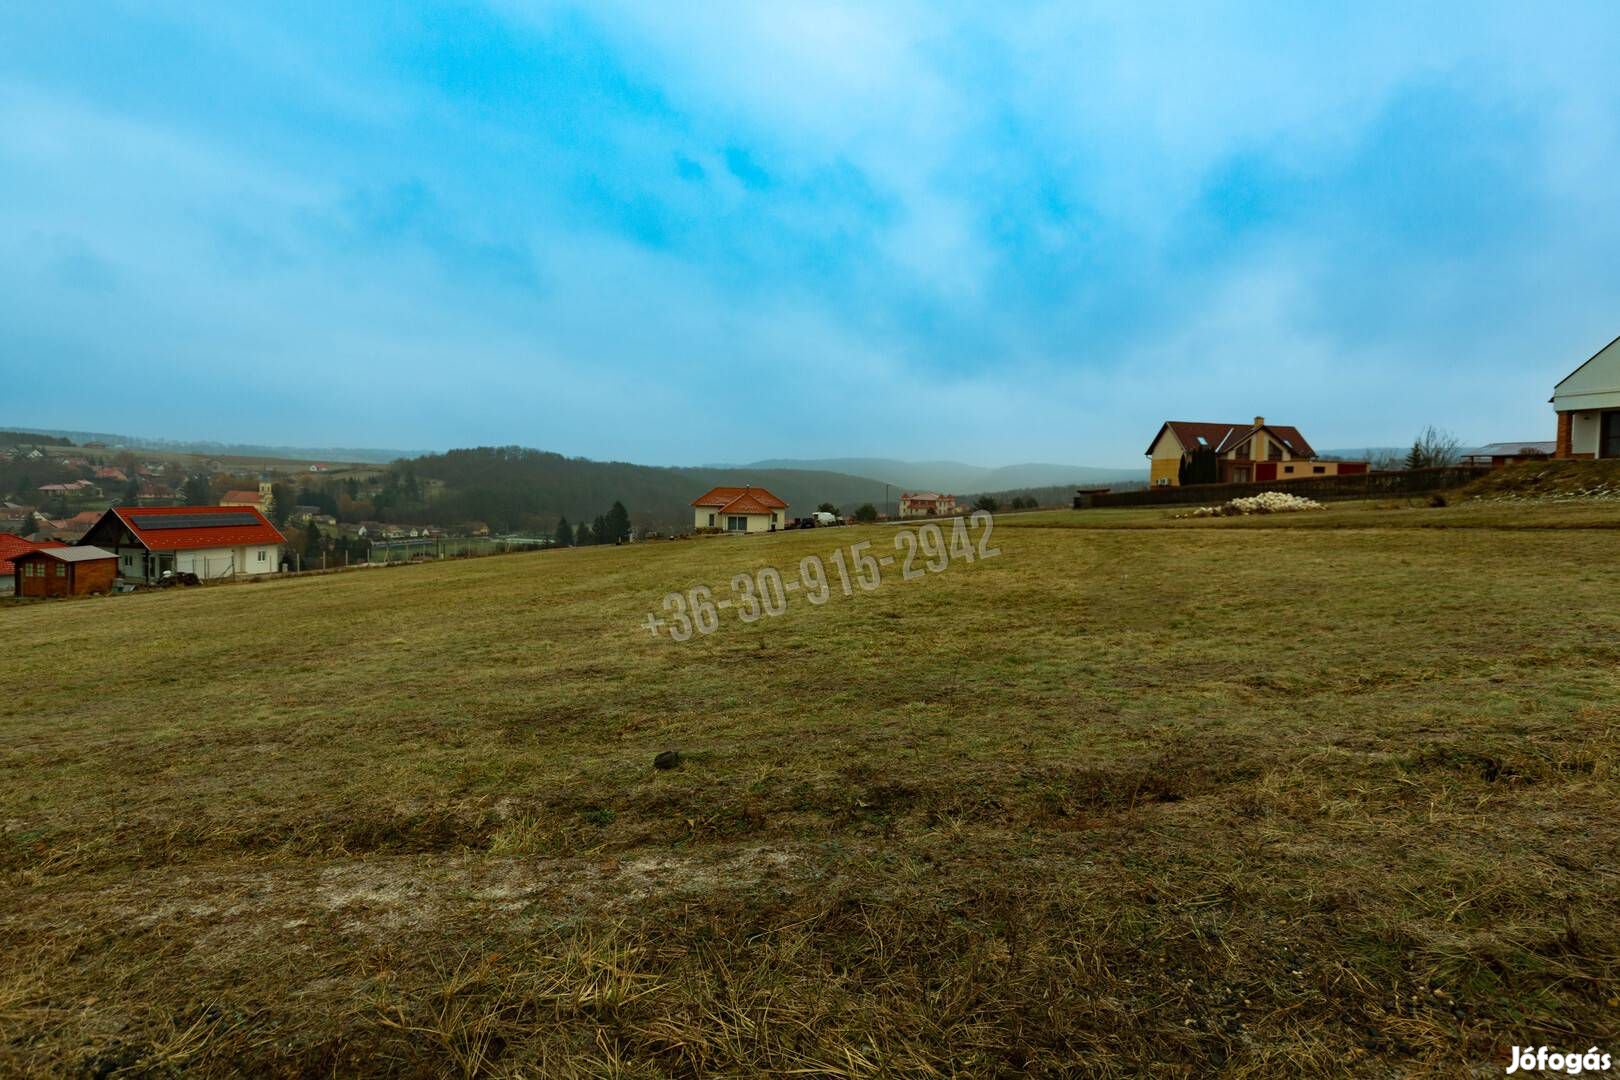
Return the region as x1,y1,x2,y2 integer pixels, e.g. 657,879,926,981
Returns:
1253,416,1265,427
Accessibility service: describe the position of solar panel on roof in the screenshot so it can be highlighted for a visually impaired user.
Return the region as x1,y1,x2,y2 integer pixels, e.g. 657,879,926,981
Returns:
128,512,263,530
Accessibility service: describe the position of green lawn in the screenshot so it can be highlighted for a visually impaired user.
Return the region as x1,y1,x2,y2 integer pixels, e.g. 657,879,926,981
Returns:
2,504,1616,1076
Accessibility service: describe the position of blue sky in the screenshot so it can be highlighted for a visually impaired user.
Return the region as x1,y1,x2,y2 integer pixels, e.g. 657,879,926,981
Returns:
3,2,1618,467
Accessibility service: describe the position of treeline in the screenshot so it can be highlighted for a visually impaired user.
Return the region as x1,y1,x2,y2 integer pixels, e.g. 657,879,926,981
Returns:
384,447,893,533
961,481,1148,511
553,502,630,546
0,431,74,447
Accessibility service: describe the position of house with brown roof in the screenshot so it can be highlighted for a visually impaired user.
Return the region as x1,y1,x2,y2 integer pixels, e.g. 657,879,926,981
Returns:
79,505,286,583
1145,417,1366,487
691,486,788,533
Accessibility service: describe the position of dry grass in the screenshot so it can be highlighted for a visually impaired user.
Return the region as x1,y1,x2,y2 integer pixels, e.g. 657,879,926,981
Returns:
2,503,1618,1076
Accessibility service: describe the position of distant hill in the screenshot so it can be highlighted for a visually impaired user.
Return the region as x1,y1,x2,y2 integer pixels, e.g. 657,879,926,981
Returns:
0,426,425,465
402,447,898,533
1317,447,1407,463
713,457,1146,493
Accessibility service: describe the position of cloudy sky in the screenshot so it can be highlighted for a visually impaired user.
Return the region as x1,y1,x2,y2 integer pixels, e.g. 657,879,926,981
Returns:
3,2,1618,466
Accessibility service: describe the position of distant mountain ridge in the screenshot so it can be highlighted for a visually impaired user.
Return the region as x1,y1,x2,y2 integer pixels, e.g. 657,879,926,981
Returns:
1,425,426,465
709,457,1146,493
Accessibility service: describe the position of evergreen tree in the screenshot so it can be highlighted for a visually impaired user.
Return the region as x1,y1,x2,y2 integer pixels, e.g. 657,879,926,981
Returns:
593,514,609,545
270,482,295,526
854,503,879,523
973,495,999,513
1404,441,1426,471
817,502,838,514
181,474,213,506
554,517,573,547
604,501,631,544
302,525,324,567
120,478,141,506
575,521,594,546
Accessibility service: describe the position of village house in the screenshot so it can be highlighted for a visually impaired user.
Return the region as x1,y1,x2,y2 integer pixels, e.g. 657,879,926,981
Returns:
1464,441,1556,469
220,482,275,513
899,492,958,518
37,479,102,499
1552,333,1620,459
79,505,287,583
12,546,117,598
691,486,789,533
1144,418,1367,487
137,481,178,505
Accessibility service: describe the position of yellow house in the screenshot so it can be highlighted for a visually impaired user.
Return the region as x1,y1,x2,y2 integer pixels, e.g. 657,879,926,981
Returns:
1146,418,1366,487
691,486,788,533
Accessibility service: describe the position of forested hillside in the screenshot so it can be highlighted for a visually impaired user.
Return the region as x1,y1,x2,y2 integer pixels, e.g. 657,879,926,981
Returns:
400,447,892,533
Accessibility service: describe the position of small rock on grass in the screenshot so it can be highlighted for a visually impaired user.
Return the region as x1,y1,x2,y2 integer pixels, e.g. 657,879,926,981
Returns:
653,750,682,770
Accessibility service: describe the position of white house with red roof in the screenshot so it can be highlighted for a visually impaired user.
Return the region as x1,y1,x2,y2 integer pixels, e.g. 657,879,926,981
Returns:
899,492,957,519
691,486,788,533
79,505,287,583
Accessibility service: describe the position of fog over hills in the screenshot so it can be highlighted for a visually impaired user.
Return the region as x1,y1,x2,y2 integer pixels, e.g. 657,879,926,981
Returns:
711,458,1147,493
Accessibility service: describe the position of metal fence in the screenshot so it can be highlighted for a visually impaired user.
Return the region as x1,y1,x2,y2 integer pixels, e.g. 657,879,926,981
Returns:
362,536,553,564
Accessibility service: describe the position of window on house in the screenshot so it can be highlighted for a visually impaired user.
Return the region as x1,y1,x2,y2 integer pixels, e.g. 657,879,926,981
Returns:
1283,465,1294,473
1313,466,1326,474
708,513,716,527
257,549,266,563
727,515,747,531
1268,442,1283,461
1233,441,1251,459
55,564,66,577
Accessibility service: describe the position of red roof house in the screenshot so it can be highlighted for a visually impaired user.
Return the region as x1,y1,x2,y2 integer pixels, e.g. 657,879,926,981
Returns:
691,486,788,533
79,506,288,583
899,492,958,519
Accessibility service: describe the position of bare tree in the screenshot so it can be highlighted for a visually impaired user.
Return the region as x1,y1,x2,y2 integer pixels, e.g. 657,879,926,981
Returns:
1415,426,1462,468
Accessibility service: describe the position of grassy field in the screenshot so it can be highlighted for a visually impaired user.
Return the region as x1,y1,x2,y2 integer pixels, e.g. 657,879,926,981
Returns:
2,497,1618,1076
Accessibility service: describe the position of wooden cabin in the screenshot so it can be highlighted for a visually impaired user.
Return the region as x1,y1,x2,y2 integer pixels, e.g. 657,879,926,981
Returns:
12,546,117,598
